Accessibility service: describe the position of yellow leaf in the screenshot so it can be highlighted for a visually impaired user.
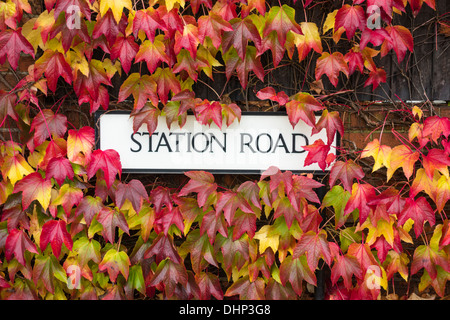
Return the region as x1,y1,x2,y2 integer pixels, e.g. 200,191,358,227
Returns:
361,139,392,172
300,22,322,53
99,0,133,24
162,0,185,11
386,145,420,181
323,9,337,33
412,105,423,120
2,154,34,185
68,46,90,77
21,18,44,53
254,225,279,254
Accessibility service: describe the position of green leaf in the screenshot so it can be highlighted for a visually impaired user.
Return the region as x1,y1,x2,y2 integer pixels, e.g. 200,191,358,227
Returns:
98,248,130,282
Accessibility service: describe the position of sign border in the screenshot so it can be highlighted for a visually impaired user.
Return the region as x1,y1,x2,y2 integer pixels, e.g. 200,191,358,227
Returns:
94,110,340,175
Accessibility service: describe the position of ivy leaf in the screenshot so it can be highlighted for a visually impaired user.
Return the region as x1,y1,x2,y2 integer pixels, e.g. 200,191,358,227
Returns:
422,149,450,179
285,92,324,128
293,230,332,271
86,149,122,189
99,0,132,24
5,229,38,266
315,52,349,87
151,67,181,105
144,233,182,264
279,255,316,296
263,4,302,47
200,210,227,244
330,254,362,288
225,276,265,300
386,145,420,181
110,34,139,74
135,38,169,74
174,24,200,59
67,126,95,166
364,68,387,91
49,184,83,218
256,87,289,106
73,196,104,227
194,100,223,129
198,12,232,49
96,206,129,244
148,258,188,298
329,160,365,192
221,103,241,127
361,139,392,172
118,73,159,111
14,172,52,211
178,171,217,207
0,28,35,70
133,8,167,42
322,185,352,229
334,5,365,39
154,207,184,236
311,110,344,145
302,139,331,172
115,179,148,213
232,209,257,240
30,109,67,148
46,156,74,186
179,229,218,274
73,59,112,106
40,220,73,257
223,46,265,89
411,244,450,280
32,254,66,294
1,153,34,186
422,115,450,143
222,17,262,60
398,197,435,238
34,49,73,93
98,248,130,282
344,183,376,224
91,9,120,46
261,30,286,67
381,25,413,63
196,272,224,300
299,22,322,54
72,237,101,267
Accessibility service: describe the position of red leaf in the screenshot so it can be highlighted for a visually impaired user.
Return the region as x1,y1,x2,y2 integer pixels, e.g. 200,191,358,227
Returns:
133,8,167,41
14,172,52,211
34,49,73,93
144,233,181,264
303,139,331,171
256,87,289,106
67,126,95,166
200,210,228,244
224,46,265,89
293,230,332,271
279,255,316,296
86,149,122,189
344,183,376,223
329,160,365,192
73,196,104,227
263,4,302,47
315,52,349,87
422,115,450,143
46,156,74,185
194,100,222,129
74,59,112,103
40,220,73,257
174,24,200,59
110,34,139,74
364,68,387,91
216,191,254,225
398,197,435,238
198,12,232,49
154,207,184,236
312,110,344,145
115,179,148,213
150,186,173,214
178,171,217,207
5,229,38,266
148,258,188,298
334,5,366,39
96,207,129,244
196,272,223,300
151,67,181,105
344,48,364,75
0,28,34,70
135,38,169,74
92,9,120,45
232,210,257,240
285,92,324,128
422,149,450,179
222,17,262,60
30,109,67,148
381,25,413,63
330,254,362,288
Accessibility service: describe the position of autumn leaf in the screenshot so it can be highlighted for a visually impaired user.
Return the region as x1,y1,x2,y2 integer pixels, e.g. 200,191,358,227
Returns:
98,248,130,282
148,258,188,298
118,73,159,111
96,206,129,244
1,153,34,186
285,92,324,128
110,34,139,74
0,28,35,70
223,46,265,89
72,237,101,267
222,17,262,60
411,244,450,280
302,139,331,171
179,229,218,273
263,4,302,47
178,171,217,207
361,139,392,172
381,25,414,63
30,109,67,148
144,233,181,264
5,228,38,266
67,126,95,166
40,220,73,257
198,12,232,49
99,0,132,24
196,272,224,300
386,145,420,181
14,172,52,211
34,49,73,93
225,275,265,300
398,197,435,238
322,185,352,229
293,230,332,271
151,67,181,105
49,183,83,218
279,255,316,296
135,37,169,74
115,179,148,213
344,183,376,224
46,156,74,186
312,110,344,145
86,149,122,189
315,52,349,87
330,254,362,288
329,160,364,192
133,8,167,41
256,87,289,106
194,100,222,129
334,5,366,39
